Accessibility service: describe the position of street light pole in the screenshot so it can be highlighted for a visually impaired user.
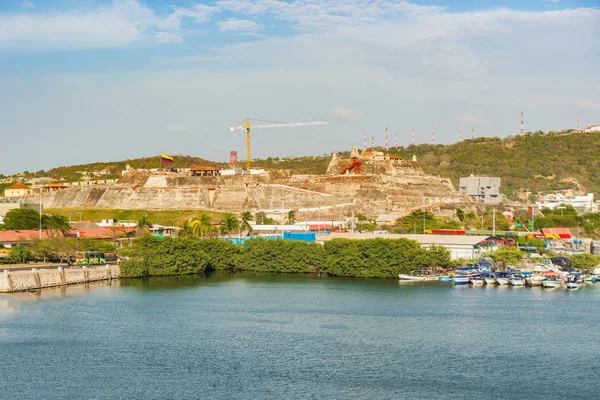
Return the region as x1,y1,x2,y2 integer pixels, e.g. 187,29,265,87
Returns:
39,186,42,239
281,189,284,239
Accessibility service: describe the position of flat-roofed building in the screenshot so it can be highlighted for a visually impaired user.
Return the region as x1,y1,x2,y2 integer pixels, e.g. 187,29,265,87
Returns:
459,175,503,204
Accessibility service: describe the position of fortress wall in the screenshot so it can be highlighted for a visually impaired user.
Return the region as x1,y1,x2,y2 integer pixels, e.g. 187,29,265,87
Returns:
0,266,120,293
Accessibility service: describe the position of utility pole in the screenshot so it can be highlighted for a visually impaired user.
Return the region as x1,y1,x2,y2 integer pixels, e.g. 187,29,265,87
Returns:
317,207,320,237
39,186,42,239
281,189,284,238
492,208,496,236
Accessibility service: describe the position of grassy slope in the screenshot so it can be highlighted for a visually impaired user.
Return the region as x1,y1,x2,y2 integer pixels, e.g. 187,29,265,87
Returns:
45,156,228,181
46,209,226,226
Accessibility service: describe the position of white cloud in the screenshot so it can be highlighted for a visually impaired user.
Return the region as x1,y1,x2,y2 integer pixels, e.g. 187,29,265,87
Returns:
158,4,221,31
0,0,155,50
155,31,183,44
218,18,260,32
167,124,189,132
18,0,35,9
329,107,364,121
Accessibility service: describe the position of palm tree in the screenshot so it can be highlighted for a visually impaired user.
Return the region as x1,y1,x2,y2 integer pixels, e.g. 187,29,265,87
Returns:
286,210,297,225
189,214,212,238
179,221,193,238
137,212,153,229
42,214,71,237
220,213,240,238
240,211,254,235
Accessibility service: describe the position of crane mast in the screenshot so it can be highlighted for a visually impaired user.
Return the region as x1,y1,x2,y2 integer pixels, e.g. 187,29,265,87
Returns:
229,118,327,170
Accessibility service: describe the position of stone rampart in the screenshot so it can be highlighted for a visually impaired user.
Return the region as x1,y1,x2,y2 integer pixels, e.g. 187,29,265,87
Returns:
0,265,120,293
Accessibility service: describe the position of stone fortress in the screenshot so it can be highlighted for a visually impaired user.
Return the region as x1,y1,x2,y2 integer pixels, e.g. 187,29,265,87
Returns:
15,147,466,220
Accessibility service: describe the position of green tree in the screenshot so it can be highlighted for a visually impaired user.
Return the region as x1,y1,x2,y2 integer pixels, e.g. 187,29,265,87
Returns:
136,213,153,229
220,213,240,238
190,214,212,238
1,208,40,230
9,244,31,263
30,239,55,263
286,210,297,225
489,247,525,270
570,253,600,271
179,221,194,238
456,208,465,222
240,211,254,234
42,214,71,236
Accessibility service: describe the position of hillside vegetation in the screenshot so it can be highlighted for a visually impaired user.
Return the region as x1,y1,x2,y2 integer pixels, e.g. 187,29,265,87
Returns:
256,130,599,195
403,131,598,195
28,130,600,195
45,208,226,227
45,155,227,182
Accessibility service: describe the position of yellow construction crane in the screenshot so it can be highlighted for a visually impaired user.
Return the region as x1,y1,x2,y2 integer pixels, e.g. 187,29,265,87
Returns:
229,118,327,170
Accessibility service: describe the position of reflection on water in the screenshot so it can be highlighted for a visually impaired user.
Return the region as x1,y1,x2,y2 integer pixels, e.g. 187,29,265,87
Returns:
5,280,121,305
2,272,600,399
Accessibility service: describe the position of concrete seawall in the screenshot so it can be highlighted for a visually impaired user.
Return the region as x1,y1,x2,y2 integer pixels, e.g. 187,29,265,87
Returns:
0,265,121,293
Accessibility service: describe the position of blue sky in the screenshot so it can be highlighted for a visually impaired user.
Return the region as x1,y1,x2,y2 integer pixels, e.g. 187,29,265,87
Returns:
0,0,599,174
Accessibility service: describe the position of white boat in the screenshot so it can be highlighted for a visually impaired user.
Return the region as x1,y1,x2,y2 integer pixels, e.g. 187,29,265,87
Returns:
541,278,563,289
452,275,470,285
525,275,546,287
483,276,497,285
399,270,438,282
495,275,510,285
470,276,485,285
565,274,583,290
583,275,597,284
509,275,525,286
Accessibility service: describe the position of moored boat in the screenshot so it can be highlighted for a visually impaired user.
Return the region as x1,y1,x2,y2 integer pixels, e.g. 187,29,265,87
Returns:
541,272,563,289
483,274,497,285
565,273,583,290
525,273,546,287
509,274,525,286
583,275,597,284
495,272,511,285
438,275,453,282
399,270,438,281
470,275,485,285
452,275,470,285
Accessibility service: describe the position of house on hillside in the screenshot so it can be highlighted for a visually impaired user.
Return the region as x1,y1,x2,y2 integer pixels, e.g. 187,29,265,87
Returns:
4,183,33,198
583,124,600,133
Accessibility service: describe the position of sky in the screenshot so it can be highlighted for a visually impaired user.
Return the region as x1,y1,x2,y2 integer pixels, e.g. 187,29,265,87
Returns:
0,0,599,174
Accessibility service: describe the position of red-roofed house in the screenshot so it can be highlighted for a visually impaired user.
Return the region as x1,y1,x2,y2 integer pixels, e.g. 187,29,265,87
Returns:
0,230,52,248
4,183,33,198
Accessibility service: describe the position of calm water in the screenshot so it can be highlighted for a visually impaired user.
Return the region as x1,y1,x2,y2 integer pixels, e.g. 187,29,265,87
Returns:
1,273,600,399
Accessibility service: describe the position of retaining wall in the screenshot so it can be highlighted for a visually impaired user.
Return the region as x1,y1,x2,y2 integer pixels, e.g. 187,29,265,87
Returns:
0,265,121,293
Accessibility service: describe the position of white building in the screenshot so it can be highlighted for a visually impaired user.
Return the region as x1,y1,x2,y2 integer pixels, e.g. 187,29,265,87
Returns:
98,219,137,228
536,193,596,213
583,124,600,133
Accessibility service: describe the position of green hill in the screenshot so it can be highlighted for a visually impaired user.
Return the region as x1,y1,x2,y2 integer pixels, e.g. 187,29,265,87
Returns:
38,130,600,196
404,130,598,195
45,155,227,182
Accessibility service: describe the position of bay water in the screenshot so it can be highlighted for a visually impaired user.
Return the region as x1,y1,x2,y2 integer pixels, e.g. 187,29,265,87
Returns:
1,272,599,399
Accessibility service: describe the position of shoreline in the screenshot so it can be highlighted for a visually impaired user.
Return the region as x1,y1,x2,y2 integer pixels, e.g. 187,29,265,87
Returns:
0,265,120,293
